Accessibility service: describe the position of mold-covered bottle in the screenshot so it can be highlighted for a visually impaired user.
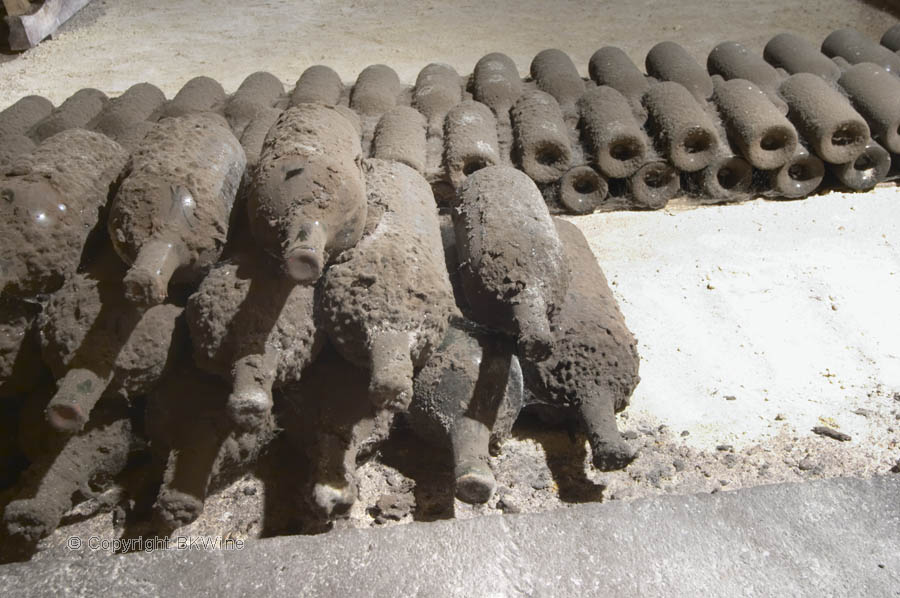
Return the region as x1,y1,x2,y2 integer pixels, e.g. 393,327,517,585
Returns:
831,139,891,191
645,41,714,102
510,90,572,183
290,65,343,107
108,113,246,305
837,62,900,154
471,52,522,122
0,129,127,298
322,159,456,411
588,47,650,120
409,317,524,504
530,49,585,115
763,33,842,81
350,64,402,117
278,346,393,518
146,363,276,528
39,259,184,433
523,219,640,471
712,77,798,169
452,166,568,360
558,165,609,215
822,28,900,74
157,75,226,119
778,73,870,164
186,249,324,431
707,41,787,113
248,104,366,283
643,81,719,172
88,82,166,151
765,144,825,199
225,71,284,137
0,95,53,138
414,63,462,134
3,401,134,546
442,100,501,189
28,88,108,142
578,85,649,178
373,106,428,173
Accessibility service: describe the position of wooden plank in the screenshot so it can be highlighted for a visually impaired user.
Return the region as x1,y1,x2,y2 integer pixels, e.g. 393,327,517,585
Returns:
3,1,34,18
6,0,91,51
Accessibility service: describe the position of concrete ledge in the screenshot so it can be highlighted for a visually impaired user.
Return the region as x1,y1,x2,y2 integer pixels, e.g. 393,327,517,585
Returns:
1,476,898,596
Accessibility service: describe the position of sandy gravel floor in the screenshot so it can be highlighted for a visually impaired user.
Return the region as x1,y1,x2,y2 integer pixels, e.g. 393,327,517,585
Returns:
1,0,898,555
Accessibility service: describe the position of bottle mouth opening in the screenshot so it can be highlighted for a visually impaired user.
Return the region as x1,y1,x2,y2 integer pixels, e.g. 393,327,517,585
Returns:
46,404,84,432
462,156,489,176
831,123,866,147
285,247,324,283
609,137,642,162
760,129,790,152
643,164,675,189
683,129,713,154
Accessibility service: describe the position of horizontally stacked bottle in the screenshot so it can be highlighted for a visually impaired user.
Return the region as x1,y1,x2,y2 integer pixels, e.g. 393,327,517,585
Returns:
0,57,642,557
1,25,898,556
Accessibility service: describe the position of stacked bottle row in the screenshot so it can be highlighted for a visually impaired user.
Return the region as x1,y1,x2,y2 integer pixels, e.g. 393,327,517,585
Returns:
0,84,640,555
4,25,900,222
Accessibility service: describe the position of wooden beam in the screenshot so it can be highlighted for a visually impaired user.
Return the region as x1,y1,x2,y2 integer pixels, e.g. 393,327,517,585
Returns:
6,0,91,51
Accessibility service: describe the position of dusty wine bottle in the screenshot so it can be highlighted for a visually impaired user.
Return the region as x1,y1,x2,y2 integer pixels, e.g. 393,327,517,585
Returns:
225,71,284,137
707,41,787,113
837,62,900,154
290,65,343,107
822,28,900,74
146,363,276,528
523,218,640,471
778,73,870,164
0,95,53,138
628,156,681,210
186,249,324,431
530,49,585,114
157,75,226,119
109,113,246,305
321,159,456,411
588,47,650,120
471,52,522,122
831,139,891,191
643,81,719,172
39,268,184,433
558,165,609,215
442,100,501,189
578,85,649,178
373,106,428,173
763,33,842,81
414,62,462,134
452,166,569,360
3,404,134,545
248,103,366,283
510,89,572,183
712,77,798,169
765,144,825,199
0,129,128,298
88,82,166,151
645,41,714,102
350,64,402,117
278,346,393,517
28,88,108,142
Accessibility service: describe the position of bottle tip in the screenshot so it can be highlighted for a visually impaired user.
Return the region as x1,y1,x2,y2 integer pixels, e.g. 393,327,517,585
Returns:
45,403,86,433
455,463,496,504
284,246,324,283
123,268,167,306
227,387,273,431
